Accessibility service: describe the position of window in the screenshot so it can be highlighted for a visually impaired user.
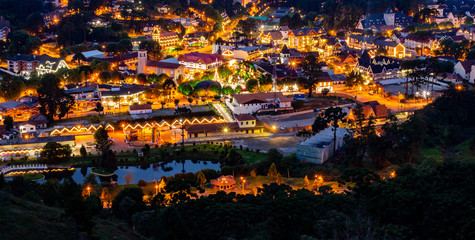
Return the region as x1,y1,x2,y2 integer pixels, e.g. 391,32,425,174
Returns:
241,122,243,125
246,121,248,125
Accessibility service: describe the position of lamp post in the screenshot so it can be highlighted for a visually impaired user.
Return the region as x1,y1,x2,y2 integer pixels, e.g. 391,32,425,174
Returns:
155,183,158,195
179,119,185,147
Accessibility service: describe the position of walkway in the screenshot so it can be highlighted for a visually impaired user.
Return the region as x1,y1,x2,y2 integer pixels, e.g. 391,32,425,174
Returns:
213,102,235,122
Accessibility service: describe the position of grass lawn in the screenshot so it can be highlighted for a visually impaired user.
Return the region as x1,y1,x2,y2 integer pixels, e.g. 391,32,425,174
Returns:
23,173,45,181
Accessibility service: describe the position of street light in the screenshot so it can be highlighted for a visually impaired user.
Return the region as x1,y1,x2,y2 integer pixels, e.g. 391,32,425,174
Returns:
155,184,158,195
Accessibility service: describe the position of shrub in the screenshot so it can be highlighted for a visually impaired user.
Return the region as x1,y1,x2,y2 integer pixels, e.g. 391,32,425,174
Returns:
240,145,243,149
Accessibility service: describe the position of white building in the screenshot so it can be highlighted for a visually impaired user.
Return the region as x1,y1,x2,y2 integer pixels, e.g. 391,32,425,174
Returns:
296,127,349,164
177,52,223,70
226,92,293,115
129,104,152,115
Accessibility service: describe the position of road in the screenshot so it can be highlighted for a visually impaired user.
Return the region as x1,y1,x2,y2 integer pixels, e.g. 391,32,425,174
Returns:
333,89,429,112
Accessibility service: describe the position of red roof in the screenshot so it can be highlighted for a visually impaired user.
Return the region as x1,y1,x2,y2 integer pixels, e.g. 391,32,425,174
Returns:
129,104,152,111
235,114,256,121
146,60,182,69
233,92,292,105
178,52,222,64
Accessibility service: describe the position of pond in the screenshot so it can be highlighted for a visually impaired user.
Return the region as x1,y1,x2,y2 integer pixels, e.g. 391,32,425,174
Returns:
6,160,221,185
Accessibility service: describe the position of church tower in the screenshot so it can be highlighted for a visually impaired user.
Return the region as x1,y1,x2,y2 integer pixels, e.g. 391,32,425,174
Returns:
137,50,147,74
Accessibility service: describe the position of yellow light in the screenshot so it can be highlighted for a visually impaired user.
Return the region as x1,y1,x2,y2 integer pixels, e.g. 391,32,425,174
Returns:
224,128,228,133
272,125,276,130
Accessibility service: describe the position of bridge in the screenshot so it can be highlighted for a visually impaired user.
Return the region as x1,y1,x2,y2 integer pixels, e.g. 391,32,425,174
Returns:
0,164,48,175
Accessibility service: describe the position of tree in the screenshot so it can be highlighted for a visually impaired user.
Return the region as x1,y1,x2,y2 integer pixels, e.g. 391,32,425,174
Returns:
72,52,86,65
312,107,347,157
112,187,145,223
267,163,279,178
40,142,72,163
267,148,283,163
276,173,284,184
345,71,364,89
174,99,180,107
246,79,258,92
346,105,376,166
304,175,310,188
141,144,151,157
465,17,474,25
94,102,104,115
98,71,111,83
0,75,25,100
299,55,322,97
80,145,87,157
37,74,75,121
3,116,13,131
6,30,41,55
196,171,207,187
137,73,148,84
94,127,110,152
139,40,161,61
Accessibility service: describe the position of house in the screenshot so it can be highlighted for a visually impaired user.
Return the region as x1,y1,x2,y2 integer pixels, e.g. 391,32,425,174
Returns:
259,30,284,45
402,33,438,57
184,116,264,139
178,52,223,70
296,127,349,164
12,113,48,137
151,26,180,48
232,46,262,61
100,84,146,108
0,17,11,41
356,7,413,29
314,35,346,58
347,101,389,120
288,27,326,51
65,84,101,101
129,104,152,115
212,37,255,54
157,4,169,13
226,92,293,115
453,60,475,83
356,52,402,81
7,54,69,77
0,101,38,122
235,114,257,128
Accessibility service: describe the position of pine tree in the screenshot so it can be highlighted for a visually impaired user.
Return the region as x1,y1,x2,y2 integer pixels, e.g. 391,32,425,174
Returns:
267,163,278,178
80,145,87,157
276,173,284,184
250,169,257,177
304,175,310,188
196,171,207,187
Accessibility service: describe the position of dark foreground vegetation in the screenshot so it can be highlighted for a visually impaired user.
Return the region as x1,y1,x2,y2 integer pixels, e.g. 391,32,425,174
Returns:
1,88,475,240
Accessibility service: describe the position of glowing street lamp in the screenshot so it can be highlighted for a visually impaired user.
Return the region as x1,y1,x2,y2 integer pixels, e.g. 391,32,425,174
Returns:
155,184,158,195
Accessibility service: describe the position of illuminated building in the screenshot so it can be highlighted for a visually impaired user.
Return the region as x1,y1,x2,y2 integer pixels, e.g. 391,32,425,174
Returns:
0,17,11,41
7,54,69,77
211,175,236,190
288,27,326,51
151,26,180,48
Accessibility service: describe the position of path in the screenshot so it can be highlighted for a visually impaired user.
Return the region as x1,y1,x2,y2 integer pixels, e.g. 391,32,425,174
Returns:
213,102,235,122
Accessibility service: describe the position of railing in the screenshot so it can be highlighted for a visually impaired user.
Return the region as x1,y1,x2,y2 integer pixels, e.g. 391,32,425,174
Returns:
0,164,48,175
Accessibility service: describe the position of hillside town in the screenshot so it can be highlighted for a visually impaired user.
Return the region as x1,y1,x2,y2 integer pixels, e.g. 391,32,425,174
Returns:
0,0,475,239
